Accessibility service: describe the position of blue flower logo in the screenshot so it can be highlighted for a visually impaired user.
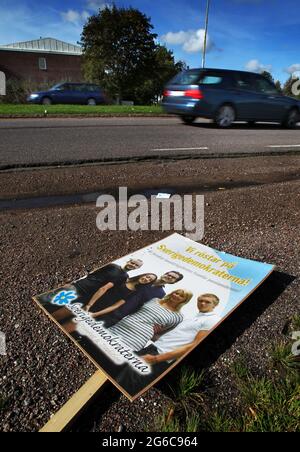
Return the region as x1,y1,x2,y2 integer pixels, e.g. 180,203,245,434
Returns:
51,290,77,306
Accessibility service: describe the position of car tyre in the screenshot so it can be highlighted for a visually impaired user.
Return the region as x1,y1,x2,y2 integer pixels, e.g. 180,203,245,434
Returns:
181,115,196,125
281,108,299,129
214,105,236,128
181,115,197,126
42,97,52,105
87,98,97,106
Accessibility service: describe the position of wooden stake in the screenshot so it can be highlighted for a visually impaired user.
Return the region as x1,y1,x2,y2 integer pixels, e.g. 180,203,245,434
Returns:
40,370,108,432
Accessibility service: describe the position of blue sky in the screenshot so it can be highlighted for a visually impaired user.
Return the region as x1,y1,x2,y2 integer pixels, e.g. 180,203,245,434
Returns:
0,0,299,83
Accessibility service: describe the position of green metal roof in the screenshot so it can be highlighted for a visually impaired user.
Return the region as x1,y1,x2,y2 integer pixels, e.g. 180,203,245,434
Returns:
0,37,82,55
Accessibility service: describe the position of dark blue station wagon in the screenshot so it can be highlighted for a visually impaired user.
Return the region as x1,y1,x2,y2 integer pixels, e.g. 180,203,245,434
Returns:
27,83,106,105
163,68,300,128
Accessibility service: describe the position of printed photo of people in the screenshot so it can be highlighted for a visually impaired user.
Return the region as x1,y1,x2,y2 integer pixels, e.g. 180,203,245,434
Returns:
34,234,274,400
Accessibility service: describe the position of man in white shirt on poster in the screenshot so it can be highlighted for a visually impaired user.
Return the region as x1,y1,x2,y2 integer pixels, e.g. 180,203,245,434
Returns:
115,293,221,396
141,293,221,365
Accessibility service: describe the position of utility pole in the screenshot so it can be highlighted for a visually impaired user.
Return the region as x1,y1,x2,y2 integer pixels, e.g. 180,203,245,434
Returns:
202,0,211,68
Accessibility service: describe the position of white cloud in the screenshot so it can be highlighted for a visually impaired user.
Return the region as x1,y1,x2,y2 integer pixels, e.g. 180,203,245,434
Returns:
61,10,82,24
86,1,111,12
245,59,272,73
161,29,214,54
81,11,91,21
285,64,300,76
0,2,81,45
61,8,94,25
61,1,111,25
162,31,188,46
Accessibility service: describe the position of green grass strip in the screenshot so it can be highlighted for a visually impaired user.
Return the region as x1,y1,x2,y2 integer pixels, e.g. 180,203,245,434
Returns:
0,103,165,117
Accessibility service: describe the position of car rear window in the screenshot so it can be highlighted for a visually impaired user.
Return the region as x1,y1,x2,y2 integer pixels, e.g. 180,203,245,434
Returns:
170,70,202,85
199,75,223,85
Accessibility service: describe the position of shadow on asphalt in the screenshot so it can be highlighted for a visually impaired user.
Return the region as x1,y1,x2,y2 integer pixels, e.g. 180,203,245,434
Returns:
192,122,300,130
70,270,295,431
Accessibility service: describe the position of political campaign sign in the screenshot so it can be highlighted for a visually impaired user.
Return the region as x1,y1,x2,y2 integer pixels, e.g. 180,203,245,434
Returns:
34,234,274,400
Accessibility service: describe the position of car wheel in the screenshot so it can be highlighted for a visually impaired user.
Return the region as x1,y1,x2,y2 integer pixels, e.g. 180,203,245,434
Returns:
214,105,236,128
42,97,52,105
281,108,299,129
87,98,97,106
181,115,196,125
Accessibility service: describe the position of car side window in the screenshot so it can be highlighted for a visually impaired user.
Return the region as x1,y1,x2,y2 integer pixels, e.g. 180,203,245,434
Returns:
234,74,255,91
223,76,236,89
71,85,83,92
57,84,67,91
254,78,278,94
200,76,223,85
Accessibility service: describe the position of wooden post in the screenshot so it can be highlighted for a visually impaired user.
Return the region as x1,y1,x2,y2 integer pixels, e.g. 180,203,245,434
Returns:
40,370,108,432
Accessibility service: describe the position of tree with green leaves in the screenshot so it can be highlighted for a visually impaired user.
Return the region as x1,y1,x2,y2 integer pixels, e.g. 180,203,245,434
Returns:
81,6,157,102
260,70,275,84
133,45,186,104
274,80,282,93
260,71,285,94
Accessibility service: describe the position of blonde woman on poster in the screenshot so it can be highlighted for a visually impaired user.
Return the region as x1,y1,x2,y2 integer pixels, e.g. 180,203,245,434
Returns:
107,289,193,352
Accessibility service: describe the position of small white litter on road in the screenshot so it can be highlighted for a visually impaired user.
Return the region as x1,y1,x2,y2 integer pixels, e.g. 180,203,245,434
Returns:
156,193,172,199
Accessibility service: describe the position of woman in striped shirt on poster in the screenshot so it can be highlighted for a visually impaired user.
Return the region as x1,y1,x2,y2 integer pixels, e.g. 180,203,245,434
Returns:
107,289,193,353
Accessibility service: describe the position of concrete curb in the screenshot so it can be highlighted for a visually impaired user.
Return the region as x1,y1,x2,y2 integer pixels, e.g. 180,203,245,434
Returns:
1,148,300,172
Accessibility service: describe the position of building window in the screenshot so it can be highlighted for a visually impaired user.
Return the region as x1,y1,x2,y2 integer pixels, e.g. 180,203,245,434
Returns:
38,57,47,71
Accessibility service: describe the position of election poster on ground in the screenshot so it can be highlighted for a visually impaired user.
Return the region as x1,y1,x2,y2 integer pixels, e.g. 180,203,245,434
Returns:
34,234,275,400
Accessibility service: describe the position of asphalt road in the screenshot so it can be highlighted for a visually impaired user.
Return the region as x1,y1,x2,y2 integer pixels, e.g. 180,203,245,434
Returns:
1,117,300,168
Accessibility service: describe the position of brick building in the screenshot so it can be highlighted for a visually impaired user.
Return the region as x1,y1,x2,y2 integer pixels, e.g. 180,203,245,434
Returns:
0,37,83,85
